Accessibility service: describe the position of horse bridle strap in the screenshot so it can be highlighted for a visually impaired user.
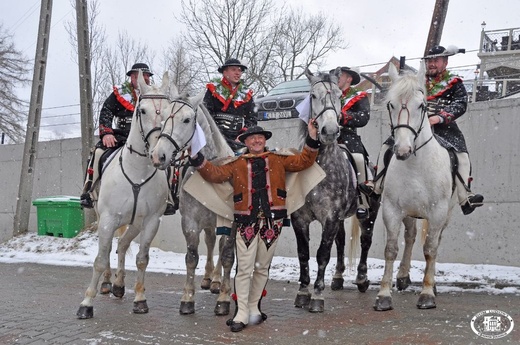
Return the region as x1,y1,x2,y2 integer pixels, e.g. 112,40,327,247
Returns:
158,100,198,164
310,80,339,122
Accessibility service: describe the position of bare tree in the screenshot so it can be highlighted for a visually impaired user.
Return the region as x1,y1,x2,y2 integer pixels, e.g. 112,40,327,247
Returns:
0,25,30,143
161,37,199,94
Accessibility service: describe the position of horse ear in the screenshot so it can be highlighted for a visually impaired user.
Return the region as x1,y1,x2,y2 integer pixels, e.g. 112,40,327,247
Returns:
160,71,170,94
418,60,426,81
305,68,318,84
169,81,180,100
137,69,150,93
388,63,399,82
189,90,205,109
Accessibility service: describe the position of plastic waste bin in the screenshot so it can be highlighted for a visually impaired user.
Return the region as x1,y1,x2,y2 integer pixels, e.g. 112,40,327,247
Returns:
32,196,84,238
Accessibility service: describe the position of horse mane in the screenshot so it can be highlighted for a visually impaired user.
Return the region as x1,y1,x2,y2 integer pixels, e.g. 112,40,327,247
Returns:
197,104,234,159
385,70,426,103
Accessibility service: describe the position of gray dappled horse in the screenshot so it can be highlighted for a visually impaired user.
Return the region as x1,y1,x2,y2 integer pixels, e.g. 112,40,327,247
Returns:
291,69,380,313
151,93,236,316
374,62,456,311
77,71,176,319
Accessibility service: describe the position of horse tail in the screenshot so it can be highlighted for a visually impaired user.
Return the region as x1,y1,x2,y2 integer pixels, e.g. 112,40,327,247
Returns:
348,217,360,271
421,219,429,245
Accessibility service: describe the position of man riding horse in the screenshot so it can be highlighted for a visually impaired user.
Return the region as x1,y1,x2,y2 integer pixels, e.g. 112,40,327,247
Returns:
361,45,484,215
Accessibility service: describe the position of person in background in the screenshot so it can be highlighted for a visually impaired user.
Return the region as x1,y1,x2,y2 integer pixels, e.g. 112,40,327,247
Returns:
361,45,484,215
189,121,320,332
331,66,372,219
204,58,258,152
80,63,176,215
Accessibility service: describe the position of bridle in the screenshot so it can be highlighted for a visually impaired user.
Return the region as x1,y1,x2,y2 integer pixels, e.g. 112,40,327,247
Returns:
126,93,169,157
386,92,433,154
157,99,198,164
310,80,341,123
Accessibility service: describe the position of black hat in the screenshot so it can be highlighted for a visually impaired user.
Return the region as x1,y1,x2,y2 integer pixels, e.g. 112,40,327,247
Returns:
237,126,272,143
126,63,154,76
218,58,248,73
329,66,361,86
423,45,465,59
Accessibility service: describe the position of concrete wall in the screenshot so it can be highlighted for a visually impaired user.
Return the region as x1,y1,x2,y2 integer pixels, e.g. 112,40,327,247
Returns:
1,99,519,267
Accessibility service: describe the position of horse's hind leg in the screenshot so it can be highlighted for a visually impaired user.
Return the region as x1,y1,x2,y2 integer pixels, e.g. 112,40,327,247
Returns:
417,222,444,309
291,216,311,308
395,217,417,291
77,225,116,319
100,268,112,294
356,199,378,292
112,224,140,298
215,231,235,316
331,223,346,291
180,223,201,315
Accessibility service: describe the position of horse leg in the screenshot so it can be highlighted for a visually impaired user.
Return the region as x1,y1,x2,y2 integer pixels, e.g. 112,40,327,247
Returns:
112,224,140,298
396,217,417,291
331,222,345,291
132,217,161,314
100,268,112,295
77,225,116,319
356,198,379,292
417,223,444,309
374,216,401,312
291,216,311,308
215,231,235,316
180,224,201,315
310,219,340,313
200,228,217,291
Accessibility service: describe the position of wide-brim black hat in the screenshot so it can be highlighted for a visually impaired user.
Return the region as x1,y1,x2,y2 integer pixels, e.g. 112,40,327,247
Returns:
329,66,361,86
238,126,272,143
422,45,465,59
126,63,154,76
218,58,248,73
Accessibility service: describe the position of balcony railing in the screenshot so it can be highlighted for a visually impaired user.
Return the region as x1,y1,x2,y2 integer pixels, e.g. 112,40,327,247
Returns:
480,27,520,53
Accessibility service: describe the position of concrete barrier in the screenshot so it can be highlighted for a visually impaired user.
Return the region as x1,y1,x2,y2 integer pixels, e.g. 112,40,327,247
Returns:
1,98,519,267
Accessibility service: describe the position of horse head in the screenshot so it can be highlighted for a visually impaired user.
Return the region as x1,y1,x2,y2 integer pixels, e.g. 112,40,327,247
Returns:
150,88,205,170
304,69,341,145
386,62,428,161
129,70,172,156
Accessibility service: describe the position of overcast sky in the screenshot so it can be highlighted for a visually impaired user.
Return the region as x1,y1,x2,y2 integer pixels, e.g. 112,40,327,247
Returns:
2,0,520,140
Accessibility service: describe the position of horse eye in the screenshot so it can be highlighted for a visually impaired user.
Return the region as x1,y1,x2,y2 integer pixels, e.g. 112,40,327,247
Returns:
183,118,190,124
311,93,317,99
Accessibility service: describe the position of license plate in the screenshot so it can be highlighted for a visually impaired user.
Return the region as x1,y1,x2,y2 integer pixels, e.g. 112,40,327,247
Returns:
263,110,292,120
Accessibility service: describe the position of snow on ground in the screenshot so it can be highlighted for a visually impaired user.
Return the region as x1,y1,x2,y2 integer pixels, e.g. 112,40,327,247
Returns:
0,231,519,294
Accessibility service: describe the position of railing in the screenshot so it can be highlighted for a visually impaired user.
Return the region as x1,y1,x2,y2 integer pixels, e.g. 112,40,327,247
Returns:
480,28,520,53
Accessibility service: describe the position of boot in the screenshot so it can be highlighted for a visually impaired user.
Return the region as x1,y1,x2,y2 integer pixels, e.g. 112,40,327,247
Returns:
80,192,94,208
461,194,484,215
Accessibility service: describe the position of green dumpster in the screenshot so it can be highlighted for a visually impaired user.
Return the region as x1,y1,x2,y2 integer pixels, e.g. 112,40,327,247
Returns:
32,196,84,238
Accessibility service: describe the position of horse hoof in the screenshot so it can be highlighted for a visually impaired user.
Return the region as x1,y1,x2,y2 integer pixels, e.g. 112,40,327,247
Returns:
330,277,344,291
77,306,94,319
374,296,393,311
396,276,411,291
111,284,125,298
416,294,436,309
200,278,212,290
214,301,230,316
294,292,311,308
309,298,324,313
100,282,112,295
210,281,221,294
180,301,195,315
356,279,370,293
133,300,149,314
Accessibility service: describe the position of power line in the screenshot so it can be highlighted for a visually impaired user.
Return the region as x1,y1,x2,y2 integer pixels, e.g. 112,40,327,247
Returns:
7,1,40,34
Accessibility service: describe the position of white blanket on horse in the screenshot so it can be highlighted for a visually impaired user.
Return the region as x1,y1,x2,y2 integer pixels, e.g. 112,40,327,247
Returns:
183,160,326,227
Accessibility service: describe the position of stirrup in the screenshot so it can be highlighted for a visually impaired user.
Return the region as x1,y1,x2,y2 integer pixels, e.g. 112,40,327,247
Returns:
164,202,176,215
356,207,369,220
461,194,484,215
358,182,378,198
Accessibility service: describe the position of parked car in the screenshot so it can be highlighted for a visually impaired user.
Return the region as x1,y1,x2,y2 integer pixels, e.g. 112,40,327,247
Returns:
256,79,310,121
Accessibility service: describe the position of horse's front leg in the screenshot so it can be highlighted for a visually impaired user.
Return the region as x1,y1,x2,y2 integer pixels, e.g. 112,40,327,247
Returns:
331,222,345,291
112,225,140,299
374,215,401,312
77,222,117,319
131,216,161,314
215,232,235,316
180,223,201,315
291,215,311,308
396,217,417,291
356,199,378,292
309,219,339,313
417,223,443,309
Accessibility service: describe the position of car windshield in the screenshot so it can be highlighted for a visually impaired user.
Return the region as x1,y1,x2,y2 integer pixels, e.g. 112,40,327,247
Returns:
266,79,310,96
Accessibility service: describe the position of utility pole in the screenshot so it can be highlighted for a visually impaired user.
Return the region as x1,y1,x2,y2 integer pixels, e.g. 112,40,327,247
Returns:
75,0,95,226
13,0,53,236
424,0,450,56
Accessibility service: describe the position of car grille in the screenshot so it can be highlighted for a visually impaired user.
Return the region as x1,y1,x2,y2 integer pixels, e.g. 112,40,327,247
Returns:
278,99,295,109
260,99,296,110
262,100,278,110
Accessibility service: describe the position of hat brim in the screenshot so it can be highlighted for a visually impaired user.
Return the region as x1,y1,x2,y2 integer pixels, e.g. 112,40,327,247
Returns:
218,64,248,73
238,131,272,143
126,69,154,77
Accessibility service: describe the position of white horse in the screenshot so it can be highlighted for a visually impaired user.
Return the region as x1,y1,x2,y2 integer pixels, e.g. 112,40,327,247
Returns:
77,71,175,319
374,62,455,311
150,93,236,316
